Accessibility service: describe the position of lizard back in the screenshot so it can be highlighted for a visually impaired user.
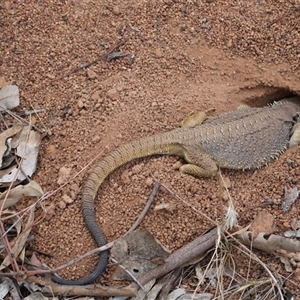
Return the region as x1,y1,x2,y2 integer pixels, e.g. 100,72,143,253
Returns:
179,97,300,169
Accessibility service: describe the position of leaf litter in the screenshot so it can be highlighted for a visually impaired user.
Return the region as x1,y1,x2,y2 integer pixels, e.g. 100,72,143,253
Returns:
0,84,44,299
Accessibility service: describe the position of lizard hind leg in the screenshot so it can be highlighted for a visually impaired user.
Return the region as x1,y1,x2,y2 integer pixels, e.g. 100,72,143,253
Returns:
180,145,218,178
289,122,300,148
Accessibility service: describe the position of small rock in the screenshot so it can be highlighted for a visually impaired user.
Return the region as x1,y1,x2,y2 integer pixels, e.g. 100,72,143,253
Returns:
77,99,84,109
45,203,55,219
58,200,67,209
220,176,232,189
151,101,158,107
121,170,131,184
46,144,57,157
47,74,55,79
91,90,101,101
87,69,98,79
107,88,120,101
145,177,154,186
220,190,229,201
57,167,72,185
112,5,121,15
173,161,182,170
70,183,79,192
132,164,143,174
154,48,162,58
62,194,74,204
70,191,76,200
92,135,101,143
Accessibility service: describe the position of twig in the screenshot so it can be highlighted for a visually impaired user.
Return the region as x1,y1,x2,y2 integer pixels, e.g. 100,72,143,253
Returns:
64,36,131,77
127,181,160,234
111,257,145,291
158,268,183,300
132,226,219,287
229,233,285,300
3,109,44,133
0,112,9,129
19,109,46,116
266,7,300,28
26,276,137,297
153,176,216,225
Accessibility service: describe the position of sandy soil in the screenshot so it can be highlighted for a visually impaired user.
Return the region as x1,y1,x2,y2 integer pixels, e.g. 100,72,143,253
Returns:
1,0,300,296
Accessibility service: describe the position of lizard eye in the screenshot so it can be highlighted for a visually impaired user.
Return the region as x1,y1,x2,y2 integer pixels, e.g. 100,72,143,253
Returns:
293,114,300,122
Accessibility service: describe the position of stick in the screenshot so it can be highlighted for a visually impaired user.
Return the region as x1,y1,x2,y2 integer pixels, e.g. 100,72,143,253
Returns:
65,36,131,77
127,181,160,234
266,7,300,28
26,276,137,297
133,226,219,287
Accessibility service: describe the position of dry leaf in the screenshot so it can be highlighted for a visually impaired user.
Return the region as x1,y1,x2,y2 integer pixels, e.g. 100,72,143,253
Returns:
280,256,293,272
111,228,170,281
0,126,41,184
236,231,300,255
0,85,20,111
0,207,35,269
0,277,20,299
23,292,49,300
0,180,43,210
1,209,22,235
250,211,276,239
0,125,24,168
282,186,299,212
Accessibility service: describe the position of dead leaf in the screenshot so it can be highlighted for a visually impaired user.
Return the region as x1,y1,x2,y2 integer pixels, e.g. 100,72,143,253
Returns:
0,206,35,269
236,231,300,255
30,253,43,269
1,209,22,235
111,228,170,281
23,292,49,300
0,277,20,299
0,85,20,111
282,186,299,212
280,256,293,272
250,211,276,239
291,218,300,230
0,126,41,183
0,125,24,168
0,180,43,210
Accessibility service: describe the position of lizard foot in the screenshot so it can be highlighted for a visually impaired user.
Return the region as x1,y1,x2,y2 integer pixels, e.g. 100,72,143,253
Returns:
289,122,300,148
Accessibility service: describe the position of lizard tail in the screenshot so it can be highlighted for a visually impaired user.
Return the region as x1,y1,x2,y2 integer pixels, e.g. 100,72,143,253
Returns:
52,130,183,285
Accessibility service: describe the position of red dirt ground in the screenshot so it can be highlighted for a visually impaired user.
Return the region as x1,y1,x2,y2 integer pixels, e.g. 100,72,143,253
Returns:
1,0,300,297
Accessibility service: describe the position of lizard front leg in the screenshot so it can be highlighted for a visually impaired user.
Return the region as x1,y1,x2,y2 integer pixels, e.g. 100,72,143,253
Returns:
181,108,215,128
180,145,218,177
